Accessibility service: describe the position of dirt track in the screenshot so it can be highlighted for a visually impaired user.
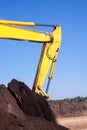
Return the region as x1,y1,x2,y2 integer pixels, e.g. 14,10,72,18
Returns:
57,116,87,130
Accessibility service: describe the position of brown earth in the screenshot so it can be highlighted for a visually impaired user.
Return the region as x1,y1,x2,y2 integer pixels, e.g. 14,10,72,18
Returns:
49,100,87,118
57,116,87,130
49,99,87,130
0,79,69,130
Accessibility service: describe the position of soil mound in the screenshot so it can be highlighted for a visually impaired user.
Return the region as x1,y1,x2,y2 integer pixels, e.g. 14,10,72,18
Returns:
49,100,87,118
8,79,55,121
0,79,69,130
0,84,26,119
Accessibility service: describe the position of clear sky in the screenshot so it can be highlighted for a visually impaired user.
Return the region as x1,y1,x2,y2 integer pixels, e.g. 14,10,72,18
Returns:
0,0,87,99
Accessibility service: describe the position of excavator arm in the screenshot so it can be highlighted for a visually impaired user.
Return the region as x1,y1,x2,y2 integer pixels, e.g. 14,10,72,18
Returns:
0,20,51,42
0,19,62,98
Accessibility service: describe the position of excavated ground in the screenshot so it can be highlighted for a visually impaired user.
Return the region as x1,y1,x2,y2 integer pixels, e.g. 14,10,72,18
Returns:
49,100,87,118
49,100,87,129
0,79,69,130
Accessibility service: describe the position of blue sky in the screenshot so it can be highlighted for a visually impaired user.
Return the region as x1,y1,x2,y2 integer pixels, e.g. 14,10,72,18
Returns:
0,0,87,99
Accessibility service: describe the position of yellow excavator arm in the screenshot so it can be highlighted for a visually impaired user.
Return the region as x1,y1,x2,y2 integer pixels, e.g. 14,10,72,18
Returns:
0,19,62,98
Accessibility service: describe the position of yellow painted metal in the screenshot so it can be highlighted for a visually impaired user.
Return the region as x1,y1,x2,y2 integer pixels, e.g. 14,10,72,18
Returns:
48,48,59,79
33,25,62,97
0,24,50,42
0,19,62,98
0,19,35,26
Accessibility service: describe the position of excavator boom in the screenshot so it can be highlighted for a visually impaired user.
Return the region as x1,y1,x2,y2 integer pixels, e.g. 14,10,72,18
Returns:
0,23,51,43
0,19,62,98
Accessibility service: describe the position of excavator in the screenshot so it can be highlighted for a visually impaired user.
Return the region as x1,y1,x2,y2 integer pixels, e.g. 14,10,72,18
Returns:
0,19,62,98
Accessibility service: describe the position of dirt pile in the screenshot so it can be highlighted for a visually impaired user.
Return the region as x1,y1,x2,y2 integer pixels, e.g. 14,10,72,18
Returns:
8,79,55,121
0,79,69,130
49,100,87,118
